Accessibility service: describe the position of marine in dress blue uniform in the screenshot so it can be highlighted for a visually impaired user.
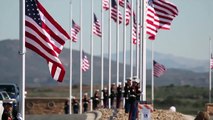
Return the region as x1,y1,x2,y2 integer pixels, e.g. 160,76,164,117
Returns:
128,77,140,120
83,93,90,113
124,78,132,113
116,82,122,109
102,87,109,108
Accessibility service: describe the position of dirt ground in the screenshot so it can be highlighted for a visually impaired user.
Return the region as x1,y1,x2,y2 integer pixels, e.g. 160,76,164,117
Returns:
99,108,195,120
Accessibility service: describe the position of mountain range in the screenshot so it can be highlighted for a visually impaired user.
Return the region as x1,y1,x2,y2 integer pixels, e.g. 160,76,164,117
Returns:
0,39,210,87
109,49,208,73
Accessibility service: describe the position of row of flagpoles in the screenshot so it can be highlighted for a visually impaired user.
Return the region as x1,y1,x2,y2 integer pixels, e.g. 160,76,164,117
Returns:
20,0,178,119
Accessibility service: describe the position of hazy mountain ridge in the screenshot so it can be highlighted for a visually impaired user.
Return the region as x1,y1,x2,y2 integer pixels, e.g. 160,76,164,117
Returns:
109,49,208,72
0,40,209,87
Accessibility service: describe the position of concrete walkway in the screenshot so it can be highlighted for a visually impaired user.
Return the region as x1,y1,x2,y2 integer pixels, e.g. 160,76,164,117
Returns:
26,114,87,120
183,115,195,120
86,110,102,120
86,112,96,120
26,111,102,120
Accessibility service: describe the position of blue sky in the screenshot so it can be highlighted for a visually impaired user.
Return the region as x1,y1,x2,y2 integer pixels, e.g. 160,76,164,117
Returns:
1,0,213,60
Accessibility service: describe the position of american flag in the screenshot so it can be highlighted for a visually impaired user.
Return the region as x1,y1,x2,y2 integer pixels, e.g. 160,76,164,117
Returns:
153,60,166,78
118,0,131,25
103,0,109,10
125,3,132,25
132,13,141,45
71,20,80,42
146,0,178,40
118,0,125,7
25,0,70,82
82,52,90,72
111,0,123,24
211,54,213,69
132,14,137,44
93,14,102,37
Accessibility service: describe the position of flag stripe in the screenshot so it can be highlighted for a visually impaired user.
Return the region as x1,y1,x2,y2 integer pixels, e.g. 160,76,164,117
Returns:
48,62,65,82
37,1,70,40
25,19,61,55
26,32,59,57
103,0,110,10
25,42,65,81
154,0,178,16
26,40,62,65
146,0,178,40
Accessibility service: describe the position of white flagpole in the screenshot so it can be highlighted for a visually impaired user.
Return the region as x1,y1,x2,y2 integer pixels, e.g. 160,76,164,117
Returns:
101,0,104,107
141,0,147,101
80,0,83,114
130,0,133,78
19,0,25,119
108,0,112,109
139,0,142,82
136,0,139,77
139,0,143,100
69,0,73,114
151,41,154,105
209,38,212,103
90,0,94,111
123,0,127,108
116,0,120,87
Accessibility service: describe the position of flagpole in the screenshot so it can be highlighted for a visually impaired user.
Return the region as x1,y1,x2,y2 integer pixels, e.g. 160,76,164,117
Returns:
19,0,25,119
69,0,73,114
139,0,143,85
116,0,120,87
101,0,104,107
123,0,127,108
136,0,139,77
108,0,112,109
151,41,154,105
130,0,133,78
141,0,147,101
209,38,212,103
80,0,83,114
90,0,94,111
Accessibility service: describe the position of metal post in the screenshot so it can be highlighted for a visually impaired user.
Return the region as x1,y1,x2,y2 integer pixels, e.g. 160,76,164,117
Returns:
90,0,94,111
79,0,83,114
151,41,154,105
69,0,73,114
19,0,25,119
209,38,212,103
123,0,127,108
141,0,147,101
130,0,133,78
116,0,120,88
108,0,112,109
101,0,105,107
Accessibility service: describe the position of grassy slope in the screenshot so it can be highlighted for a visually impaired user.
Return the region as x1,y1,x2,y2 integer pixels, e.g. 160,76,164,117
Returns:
26,85,210,115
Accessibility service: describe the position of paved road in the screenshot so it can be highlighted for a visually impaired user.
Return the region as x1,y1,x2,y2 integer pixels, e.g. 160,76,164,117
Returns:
26,114,87,120
183,115,195,120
